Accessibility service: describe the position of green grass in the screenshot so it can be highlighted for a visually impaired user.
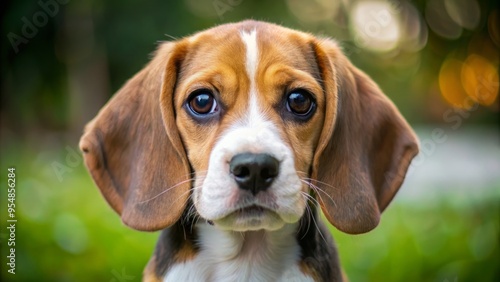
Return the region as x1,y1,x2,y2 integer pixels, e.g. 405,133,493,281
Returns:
331,198,500,281
1,146,498,281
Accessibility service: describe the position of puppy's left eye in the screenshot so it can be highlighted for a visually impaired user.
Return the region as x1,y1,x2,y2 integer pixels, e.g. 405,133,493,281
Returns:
286,89,315,116
187,90,218,115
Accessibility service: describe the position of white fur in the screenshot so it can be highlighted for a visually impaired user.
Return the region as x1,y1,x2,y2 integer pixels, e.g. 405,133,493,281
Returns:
175,29,311,281
192,29,306,231
163,223,314,282
241,29,258,82
244,29,263,129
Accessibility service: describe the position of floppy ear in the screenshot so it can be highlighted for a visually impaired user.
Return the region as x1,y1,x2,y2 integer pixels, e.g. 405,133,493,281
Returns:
311,39,419,234
79,42,191,231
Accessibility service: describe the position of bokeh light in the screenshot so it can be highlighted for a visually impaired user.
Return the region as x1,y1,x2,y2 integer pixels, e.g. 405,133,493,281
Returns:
1,0,499,281
285,0,341,25
439,58,471,108
461,54,499,106
444,0,480,30
398,2,428,52
184,0,219,19
53,213,89,254
350,0,401,52
488,10,500,48
426,0,462,40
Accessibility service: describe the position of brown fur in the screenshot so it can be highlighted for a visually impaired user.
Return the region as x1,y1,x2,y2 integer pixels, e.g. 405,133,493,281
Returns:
311,39,419,234
80,20,419,280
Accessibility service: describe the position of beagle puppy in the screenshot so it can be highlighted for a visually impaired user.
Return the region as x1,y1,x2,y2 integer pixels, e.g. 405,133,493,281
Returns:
80,20,419,282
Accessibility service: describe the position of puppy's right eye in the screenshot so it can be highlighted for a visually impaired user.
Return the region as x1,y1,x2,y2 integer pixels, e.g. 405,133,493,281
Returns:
187,90,218,115
286,89,316,118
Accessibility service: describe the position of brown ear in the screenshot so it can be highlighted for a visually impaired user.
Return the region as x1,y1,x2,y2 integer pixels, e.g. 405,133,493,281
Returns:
79,42,191,231
311,39,419,234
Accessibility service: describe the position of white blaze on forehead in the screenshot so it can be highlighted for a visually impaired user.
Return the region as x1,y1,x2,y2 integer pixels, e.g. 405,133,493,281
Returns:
241,29,258,80
193,28,306,229
240,29,264,127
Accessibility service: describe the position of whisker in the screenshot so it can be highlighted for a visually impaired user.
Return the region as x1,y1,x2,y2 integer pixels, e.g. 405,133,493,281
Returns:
308,204,329,247
171,185,203,208
301,177,340,191
191,212,201,233
137,179,193,203
301,180,325,201
139,178,197,204
294,171,340,192
183,197,198,226
163,33,179,41
298,192,314,240
299,191,327,245
300,179,337,209
138,172,207,204
301,191,321,207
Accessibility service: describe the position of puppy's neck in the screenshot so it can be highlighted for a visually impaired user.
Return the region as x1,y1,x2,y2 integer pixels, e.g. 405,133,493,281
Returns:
186,222,303,281
150,206,343,281
198,223,300,270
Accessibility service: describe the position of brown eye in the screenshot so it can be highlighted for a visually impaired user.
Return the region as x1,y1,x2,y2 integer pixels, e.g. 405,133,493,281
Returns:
286,90,315,116
188,90,218,115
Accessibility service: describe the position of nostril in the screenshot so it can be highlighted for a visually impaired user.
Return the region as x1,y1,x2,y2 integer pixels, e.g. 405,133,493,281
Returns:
260,166,278,181
233,166,250,179
229,153,280,194
259,155,279,181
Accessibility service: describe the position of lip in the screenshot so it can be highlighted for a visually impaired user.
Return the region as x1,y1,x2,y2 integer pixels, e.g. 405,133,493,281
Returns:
209,202,280,223
209,203,284,231
234,204,267,217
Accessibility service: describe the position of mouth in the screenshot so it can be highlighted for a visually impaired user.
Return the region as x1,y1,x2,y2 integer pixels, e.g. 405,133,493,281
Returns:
212,204,283,231
234,204,267,217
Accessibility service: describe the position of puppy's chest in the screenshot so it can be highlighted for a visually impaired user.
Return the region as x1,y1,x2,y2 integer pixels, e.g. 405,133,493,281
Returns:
163,257,312,282
163,224,314,282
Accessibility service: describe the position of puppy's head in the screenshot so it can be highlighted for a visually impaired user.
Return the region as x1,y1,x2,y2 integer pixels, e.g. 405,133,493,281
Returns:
80,21,419,234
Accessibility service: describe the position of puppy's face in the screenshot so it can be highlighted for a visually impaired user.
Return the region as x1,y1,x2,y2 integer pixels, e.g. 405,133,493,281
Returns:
174,25,325,231
80,20,419,235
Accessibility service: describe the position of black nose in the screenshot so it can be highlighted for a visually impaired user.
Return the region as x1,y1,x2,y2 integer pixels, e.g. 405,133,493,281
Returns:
229,153,280,195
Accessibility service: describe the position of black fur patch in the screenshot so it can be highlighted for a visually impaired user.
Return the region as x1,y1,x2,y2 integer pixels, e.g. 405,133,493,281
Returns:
153,203,199,277
297,204,342,281
153,201,343,281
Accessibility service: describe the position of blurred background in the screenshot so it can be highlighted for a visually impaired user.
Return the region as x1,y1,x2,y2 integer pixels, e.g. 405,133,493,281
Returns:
1,0,499,281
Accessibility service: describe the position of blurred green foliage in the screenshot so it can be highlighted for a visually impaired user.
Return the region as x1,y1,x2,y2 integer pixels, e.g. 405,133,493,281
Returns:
331,198,500,281
0,146,158,281
1,0,499,137
1,146,499,281
1,0,499,281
